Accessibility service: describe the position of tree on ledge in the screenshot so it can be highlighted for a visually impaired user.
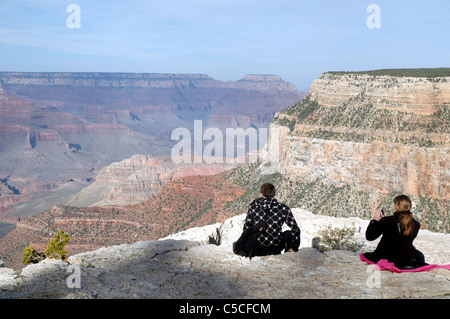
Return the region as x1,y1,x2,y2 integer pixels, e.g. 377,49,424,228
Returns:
22,230,71,265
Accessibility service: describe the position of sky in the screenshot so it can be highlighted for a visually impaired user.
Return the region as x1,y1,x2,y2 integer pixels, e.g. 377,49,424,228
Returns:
0,0,448,90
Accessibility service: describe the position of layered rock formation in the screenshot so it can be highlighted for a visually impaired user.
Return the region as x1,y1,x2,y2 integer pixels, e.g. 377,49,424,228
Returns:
264,69,449,233
309,71,450,114
0,72,304,220
67,154,235,207
0,83,152,220
0,72,304,137
1,209,449,299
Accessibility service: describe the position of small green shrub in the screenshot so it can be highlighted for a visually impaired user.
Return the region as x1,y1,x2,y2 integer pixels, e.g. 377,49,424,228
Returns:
22,230,71,265
21,245,46,264
44,229,71,260
315,225,360,253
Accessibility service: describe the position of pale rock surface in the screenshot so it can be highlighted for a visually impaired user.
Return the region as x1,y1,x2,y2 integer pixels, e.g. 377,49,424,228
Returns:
309,73,450,115
263,123,448,202
1,210,449,299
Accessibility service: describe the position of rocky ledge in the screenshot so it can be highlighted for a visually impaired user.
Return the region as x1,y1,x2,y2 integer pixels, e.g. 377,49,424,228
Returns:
0,209,449,299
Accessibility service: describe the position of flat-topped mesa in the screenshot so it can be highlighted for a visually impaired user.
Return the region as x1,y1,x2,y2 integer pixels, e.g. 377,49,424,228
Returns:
0,72,213,88
239,74,282,82
309,69,450,115
236,74,298,91
0,72,299,92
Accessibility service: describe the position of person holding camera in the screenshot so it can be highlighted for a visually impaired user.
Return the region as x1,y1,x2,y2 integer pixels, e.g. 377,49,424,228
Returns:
363,194,427,269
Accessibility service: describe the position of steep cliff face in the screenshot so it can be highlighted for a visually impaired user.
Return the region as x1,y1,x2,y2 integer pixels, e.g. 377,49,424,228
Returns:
309,71,450,114
263,69,449,233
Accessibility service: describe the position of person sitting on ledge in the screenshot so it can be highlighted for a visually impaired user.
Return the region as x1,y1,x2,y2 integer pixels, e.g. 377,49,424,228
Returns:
363,194,427,269
242,183,301,257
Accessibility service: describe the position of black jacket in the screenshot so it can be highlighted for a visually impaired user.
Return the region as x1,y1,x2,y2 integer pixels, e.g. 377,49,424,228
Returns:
244,197,301,251
364,211,423,268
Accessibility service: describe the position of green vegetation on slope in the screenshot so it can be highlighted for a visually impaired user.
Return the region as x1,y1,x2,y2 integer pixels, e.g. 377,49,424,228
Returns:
273,94,449,147
220,161,449,233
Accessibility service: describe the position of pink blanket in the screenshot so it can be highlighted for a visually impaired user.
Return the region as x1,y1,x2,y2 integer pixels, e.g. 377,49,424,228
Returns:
360,253,450,273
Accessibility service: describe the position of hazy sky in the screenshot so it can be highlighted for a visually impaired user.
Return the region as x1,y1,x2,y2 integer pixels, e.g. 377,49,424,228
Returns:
0,0,448,90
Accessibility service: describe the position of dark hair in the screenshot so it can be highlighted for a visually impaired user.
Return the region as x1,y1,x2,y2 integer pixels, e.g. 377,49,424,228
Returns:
260,183,275,197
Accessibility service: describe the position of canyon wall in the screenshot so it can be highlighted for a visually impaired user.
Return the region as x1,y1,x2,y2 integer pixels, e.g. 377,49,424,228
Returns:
309,72,450,114
263,70,449,233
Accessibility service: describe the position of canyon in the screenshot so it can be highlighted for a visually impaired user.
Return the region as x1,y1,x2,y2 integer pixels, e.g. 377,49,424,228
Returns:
0,72,304,222
0,68,448,275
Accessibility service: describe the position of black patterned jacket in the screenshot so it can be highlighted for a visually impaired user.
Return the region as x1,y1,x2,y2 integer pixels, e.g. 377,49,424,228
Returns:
244,196,301,250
